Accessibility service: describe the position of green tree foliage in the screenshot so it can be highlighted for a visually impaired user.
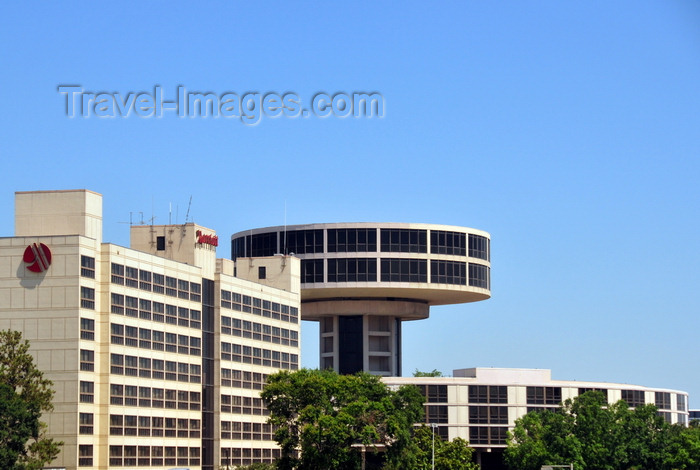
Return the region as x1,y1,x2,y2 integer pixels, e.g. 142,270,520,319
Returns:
0,330,62,469
505,390,700,470
261,368,424,470
413,369,444,377
396,425,478,470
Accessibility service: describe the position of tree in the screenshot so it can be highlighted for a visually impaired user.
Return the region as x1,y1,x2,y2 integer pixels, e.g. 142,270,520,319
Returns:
261,368,424,470
505,390,696,470
413,369,443,377
401,425,478,470
0,330,62,469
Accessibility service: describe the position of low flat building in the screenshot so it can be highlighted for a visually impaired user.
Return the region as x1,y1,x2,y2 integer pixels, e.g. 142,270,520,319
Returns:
385,367,690,469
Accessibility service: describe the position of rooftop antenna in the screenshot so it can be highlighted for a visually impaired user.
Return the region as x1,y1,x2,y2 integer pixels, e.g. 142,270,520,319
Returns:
118,212,134,226
184,196,192,224
283,200,287,255
169,202,172,225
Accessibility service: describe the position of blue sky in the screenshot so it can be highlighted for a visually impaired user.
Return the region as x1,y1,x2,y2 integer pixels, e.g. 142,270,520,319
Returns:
1,2,699,403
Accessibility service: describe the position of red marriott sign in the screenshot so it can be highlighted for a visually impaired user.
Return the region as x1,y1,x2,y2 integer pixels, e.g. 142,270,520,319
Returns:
196,230,218,247
23,243,52,273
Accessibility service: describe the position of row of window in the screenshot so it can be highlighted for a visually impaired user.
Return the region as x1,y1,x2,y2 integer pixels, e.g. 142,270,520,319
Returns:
107,445,200,468
419,384,448,403
111,294,202,329
221,422,277,441
233,229,490,260
328,258,377,282
110,323,201,355
109,414,200,438
470,426,508,445
221,447,282,467
300,258,490,287
110,353,202,383
422,386,686,411
221,369,270,390
527,387,562,405
469,385,509,404
221,342,299,370
111,263,202,302
220,290,298,324
469,406,509,424
221,395,269,415
622,389,646,407
221,316,298,347
110,384,201,410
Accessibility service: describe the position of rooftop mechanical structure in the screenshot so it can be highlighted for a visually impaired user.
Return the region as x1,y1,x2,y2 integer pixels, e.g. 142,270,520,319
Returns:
232,223,491,376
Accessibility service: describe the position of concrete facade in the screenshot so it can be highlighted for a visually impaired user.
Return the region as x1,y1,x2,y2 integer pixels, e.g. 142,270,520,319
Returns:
0,190,301,470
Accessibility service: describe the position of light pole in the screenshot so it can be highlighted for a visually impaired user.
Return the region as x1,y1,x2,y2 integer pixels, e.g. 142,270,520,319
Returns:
431,423,437,470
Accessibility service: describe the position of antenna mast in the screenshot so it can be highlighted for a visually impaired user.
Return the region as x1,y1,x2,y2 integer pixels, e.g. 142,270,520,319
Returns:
184,196,192,224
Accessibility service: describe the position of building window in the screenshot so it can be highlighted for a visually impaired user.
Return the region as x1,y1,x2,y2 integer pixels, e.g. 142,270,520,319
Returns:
301,259,324,283
125,296,138,317
80,349,94,372
79,412,94,434
430,230,466,256
153,273,165,294
469,426,489,445
526,387,562,405
111,293,124,315
468,263,490,289
78,444,93,466
468,385,507,404
80,286,95,310
283,229,323,255
80,255,95,278
110,354,124,375
258,266,266,280
165,276,177,297
327,228,377,252
677,394,687,412
419,385,448,403
469,406,507,424
80,317,95,341
469,426,507,445
468,234,490,260
111,263,124,284
327,258,377,282
157,236,165,251
79,381,94,403
125,266,139,288
426,405,448,424
249,232,278,257
655,392,671,410
621,390,646,408
380,228,427,253
139,269,152,291
430,260,466,285
380,258,427,283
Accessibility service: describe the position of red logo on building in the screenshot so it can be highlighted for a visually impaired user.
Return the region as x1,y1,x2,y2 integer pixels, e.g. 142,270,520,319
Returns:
23,243,52,273
196,230,218,247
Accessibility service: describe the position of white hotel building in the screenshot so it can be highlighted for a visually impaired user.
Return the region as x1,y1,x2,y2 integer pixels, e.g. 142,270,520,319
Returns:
0,190,301,470
0,190,690,470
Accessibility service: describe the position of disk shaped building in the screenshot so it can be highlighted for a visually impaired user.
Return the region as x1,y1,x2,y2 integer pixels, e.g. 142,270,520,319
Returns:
232,223,491,376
